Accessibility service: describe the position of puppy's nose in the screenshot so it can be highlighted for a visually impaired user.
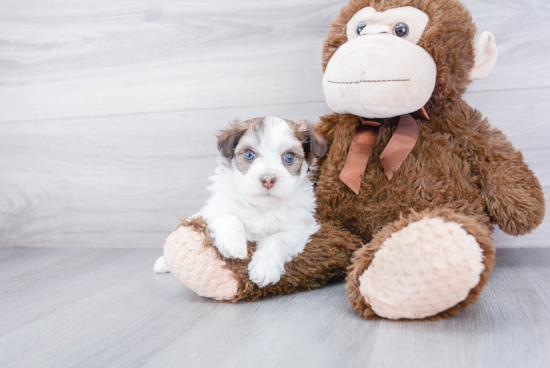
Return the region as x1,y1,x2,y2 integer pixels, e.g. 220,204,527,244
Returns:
260,175,277,189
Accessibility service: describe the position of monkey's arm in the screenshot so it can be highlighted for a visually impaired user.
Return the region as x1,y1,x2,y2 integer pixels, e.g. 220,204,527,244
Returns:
472,123,545,236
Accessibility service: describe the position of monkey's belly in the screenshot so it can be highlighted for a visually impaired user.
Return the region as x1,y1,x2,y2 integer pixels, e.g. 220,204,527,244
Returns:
316,147,488,241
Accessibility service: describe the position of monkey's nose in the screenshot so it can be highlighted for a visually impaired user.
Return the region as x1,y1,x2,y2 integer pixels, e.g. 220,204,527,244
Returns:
260,175,277,189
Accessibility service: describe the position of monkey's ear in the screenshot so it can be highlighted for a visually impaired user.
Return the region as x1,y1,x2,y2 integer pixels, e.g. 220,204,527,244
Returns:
305,125,327,158
217,120,247,159
471,31,498,80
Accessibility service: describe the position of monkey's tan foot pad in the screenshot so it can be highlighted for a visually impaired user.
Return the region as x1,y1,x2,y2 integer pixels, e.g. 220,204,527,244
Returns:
163,225,238,301
359,217,485,319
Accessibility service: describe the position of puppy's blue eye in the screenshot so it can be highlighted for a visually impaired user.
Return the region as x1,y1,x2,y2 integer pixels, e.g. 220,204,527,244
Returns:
284,153,295,163
356,22,366,35
244,150,255,160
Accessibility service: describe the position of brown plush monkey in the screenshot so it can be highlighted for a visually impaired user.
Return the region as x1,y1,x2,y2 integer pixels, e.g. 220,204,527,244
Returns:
162,0,545,320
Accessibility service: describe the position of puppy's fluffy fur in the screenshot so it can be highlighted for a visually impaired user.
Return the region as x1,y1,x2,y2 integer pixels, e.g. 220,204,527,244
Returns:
197,116,326,287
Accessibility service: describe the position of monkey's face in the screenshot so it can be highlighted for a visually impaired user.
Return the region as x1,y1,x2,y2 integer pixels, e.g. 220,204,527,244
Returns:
322,6,437,119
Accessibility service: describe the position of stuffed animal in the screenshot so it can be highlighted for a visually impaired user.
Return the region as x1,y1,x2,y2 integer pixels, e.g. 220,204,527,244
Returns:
162,0,545,320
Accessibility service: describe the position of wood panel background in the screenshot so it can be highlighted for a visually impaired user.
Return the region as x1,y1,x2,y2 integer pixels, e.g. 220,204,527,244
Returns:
0,0,548,248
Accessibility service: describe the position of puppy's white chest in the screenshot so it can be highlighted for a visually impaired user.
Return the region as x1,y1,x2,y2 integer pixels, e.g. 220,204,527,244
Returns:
241,207,290,241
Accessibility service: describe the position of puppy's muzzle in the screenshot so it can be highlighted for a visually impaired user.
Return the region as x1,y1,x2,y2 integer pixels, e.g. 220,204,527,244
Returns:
260,175,277,189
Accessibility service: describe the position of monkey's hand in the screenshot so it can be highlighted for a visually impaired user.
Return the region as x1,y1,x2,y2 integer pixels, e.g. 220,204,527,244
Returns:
475,129,545,236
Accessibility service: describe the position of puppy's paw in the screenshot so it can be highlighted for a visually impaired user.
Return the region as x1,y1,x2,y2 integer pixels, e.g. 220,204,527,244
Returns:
248,251,285,287
214,232,248,259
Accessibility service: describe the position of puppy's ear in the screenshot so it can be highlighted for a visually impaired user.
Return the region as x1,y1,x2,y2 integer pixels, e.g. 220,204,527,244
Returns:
306,125,327,158
295,119,326,158
217,119,247,159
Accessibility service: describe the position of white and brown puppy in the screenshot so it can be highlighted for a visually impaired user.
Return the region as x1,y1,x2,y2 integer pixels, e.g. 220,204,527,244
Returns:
196,116,326,287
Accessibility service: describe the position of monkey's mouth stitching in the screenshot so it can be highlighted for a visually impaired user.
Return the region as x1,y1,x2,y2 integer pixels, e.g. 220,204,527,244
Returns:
328,79,410,84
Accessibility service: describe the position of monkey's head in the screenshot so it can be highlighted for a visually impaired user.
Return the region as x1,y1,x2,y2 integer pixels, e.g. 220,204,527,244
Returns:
322,0,498,118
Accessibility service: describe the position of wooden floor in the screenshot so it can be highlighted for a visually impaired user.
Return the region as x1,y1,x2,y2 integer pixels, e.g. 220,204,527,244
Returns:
0,247,549,368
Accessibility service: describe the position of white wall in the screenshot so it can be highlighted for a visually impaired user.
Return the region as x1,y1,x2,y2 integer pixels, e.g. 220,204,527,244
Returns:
0,0,548,248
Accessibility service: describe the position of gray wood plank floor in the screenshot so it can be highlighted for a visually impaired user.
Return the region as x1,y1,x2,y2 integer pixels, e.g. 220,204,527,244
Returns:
1,248,549,368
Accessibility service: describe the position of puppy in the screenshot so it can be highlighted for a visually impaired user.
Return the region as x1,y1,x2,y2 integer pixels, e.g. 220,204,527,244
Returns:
196,116,327,287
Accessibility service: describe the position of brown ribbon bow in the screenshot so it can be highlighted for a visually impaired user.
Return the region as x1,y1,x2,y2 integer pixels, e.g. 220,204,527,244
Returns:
339,107,430,195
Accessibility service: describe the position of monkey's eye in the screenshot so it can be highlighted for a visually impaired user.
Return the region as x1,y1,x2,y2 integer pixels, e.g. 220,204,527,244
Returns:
356,22,367,35
244,150,256,160
393,22,409,38
283,152,295,164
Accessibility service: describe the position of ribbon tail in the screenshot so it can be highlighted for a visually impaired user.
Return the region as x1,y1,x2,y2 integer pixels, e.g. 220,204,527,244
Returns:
410,106,430,120
379,114,419,180
339,125,379,194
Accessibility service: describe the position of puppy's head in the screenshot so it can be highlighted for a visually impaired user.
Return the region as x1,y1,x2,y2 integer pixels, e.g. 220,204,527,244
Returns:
217,116,326,199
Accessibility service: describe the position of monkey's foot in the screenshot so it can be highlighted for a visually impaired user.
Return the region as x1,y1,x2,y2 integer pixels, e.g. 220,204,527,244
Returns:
346,209,495,320
163,217,238,301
